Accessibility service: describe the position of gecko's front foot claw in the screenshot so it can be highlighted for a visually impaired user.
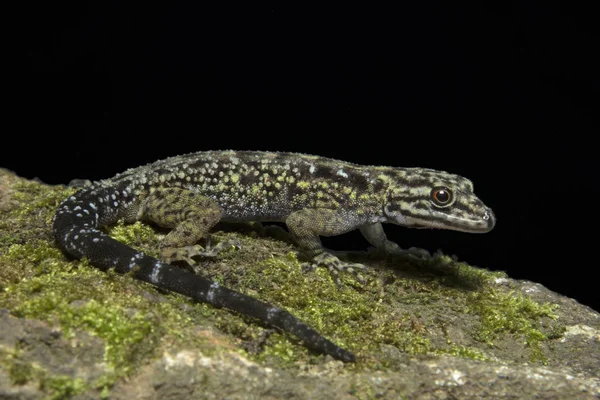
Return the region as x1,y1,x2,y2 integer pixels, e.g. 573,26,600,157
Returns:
368,241,431,261
303,252,367,287
201,237,242,257
386,243,431,261
402,246,432,260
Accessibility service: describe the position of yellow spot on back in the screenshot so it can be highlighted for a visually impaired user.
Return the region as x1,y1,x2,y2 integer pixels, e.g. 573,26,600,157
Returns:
377,174,393,183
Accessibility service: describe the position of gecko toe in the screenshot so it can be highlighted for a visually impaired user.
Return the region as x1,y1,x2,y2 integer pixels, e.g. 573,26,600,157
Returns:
304,252,367,286
160,239,241,273
201,238,242,257
385,246,432,261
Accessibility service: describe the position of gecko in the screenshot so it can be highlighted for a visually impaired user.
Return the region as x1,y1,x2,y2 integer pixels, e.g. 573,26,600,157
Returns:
52,150,496,362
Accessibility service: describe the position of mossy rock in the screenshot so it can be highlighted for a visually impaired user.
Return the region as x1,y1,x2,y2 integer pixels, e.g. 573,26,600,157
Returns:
1,168,598,399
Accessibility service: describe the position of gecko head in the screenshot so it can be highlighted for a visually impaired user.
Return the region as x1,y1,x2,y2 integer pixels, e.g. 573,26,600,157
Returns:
383,169,495,233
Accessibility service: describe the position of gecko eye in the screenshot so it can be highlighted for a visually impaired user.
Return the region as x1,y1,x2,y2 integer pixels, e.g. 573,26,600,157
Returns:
431,187,453,206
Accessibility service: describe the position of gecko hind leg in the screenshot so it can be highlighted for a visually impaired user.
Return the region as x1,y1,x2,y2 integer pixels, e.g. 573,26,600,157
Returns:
139,187,241,274
161,237,242,274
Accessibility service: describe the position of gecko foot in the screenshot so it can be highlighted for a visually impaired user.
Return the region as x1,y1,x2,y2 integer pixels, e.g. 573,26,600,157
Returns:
160,238,241,274
302,252,367,287
390,246,431,260
368,241,431,261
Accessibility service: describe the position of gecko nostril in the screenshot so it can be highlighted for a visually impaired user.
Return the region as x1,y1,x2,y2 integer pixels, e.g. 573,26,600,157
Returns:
483,208,496,229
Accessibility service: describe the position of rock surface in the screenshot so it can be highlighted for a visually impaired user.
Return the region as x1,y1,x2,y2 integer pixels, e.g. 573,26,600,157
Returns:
1,168,599,399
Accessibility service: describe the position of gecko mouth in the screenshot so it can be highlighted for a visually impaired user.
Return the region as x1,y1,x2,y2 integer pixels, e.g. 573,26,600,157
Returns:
412,224,431,229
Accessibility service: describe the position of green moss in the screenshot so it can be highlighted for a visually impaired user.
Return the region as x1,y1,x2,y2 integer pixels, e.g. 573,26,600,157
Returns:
1,346,86,400
2,347,35,385
466,287,558,363
0,234,208,396
107,220,161,258
235,253,440,365
0,177,77,285
0,242,218,394
9,359,36,385
6,240,64,262
42,375,87,400
436,344,489,361
436,255,508,287
3,260,147,376
230,252,560,367
0,172,566,396
0,240,67,289
246,253,373,355
11,180,76,223
349,380,379,400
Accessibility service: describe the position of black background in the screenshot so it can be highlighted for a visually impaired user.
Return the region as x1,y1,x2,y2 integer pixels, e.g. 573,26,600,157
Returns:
11,3,599,311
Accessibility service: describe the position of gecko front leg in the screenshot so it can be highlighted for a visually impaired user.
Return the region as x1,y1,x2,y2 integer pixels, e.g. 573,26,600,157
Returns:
359,222,431,260
286,208,367,286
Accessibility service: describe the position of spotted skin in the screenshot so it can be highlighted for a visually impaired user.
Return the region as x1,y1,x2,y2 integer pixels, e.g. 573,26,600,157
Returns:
52,150,496,362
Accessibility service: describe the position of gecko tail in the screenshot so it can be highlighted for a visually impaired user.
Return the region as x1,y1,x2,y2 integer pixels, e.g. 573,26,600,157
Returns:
52,196,355,362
